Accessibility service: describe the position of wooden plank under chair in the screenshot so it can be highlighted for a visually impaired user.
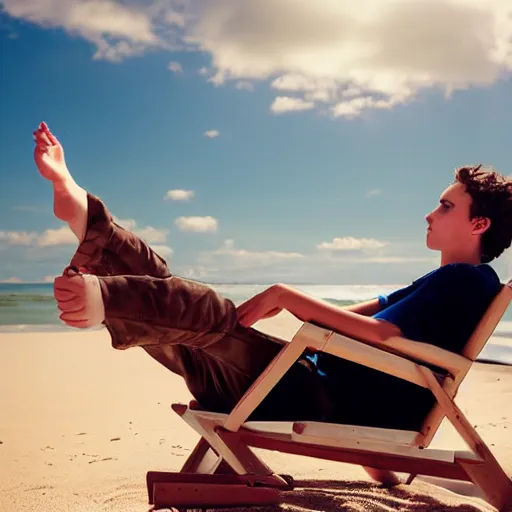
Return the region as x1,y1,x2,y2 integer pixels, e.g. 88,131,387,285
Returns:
147,280,512,511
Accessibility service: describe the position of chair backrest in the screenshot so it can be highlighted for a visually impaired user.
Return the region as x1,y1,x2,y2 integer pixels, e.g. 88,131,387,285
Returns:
463,280,512,361
418,280,512,447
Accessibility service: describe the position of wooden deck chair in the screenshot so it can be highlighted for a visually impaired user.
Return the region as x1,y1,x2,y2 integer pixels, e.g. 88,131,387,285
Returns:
147,280,512,511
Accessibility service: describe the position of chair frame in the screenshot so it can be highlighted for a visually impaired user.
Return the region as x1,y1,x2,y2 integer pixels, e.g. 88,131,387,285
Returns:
147,281,512,511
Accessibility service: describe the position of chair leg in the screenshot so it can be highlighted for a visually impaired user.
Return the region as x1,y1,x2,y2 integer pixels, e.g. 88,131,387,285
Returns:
420,368,512,511
405,473,418,485
180,437,218,473
457,457,512,512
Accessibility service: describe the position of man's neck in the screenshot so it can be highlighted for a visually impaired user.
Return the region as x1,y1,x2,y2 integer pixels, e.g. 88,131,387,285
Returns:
440,253,482,266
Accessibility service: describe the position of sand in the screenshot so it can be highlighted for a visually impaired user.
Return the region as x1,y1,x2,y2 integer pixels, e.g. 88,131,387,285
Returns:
0,311,511,511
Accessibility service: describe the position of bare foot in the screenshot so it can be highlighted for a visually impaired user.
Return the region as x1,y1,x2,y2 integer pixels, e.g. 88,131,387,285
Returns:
33,122,88,241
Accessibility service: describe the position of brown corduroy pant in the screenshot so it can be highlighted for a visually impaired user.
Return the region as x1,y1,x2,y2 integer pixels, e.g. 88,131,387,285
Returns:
67,192,334,421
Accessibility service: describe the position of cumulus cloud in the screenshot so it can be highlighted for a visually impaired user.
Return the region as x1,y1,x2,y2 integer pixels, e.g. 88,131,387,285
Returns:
168,60,183,73
317,236,388,251
1,276,22,283
112,216,169,243
270,96,315,114
199,239,304,269
185,0,512,117
1,216,169,258
235,80,254,91
165,189,195,201
37,226,77,246
175,216,218,232
2,0,163,61
112,216,137,231
366,189,382,198
204,129,220,138
149,244,174,257
4,0,512,117
0,230,37,245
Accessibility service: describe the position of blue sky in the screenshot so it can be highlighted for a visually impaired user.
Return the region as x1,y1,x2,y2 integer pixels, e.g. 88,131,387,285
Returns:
1,0,511,284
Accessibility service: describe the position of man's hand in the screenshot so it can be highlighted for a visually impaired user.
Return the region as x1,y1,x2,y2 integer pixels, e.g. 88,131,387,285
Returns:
54,269,105,328
236,285,284,327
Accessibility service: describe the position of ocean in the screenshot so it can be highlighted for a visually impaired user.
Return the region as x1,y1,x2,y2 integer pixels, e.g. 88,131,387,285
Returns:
1,282,511,364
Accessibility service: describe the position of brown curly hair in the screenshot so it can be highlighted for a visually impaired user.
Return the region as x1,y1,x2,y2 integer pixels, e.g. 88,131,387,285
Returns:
454,165,512,263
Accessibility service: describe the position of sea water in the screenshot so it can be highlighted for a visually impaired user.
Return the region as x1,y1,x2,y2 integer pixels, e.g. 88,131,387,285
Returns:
1,282,511,364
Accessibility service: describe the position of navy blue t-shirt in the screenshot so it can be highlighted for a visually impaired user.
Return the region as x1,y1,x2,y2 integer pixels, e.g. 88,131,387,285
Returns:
313,263,501,430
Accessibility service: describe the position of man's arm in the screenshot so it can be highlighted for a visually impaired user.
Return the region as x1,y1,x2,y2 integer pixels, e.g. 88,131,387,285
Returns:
276,284,401,344
343,298,382,316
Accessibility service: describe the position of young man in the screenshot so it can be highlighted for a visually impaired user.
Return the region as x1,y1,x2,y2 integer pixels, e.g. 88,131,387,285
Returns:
33,122,512,430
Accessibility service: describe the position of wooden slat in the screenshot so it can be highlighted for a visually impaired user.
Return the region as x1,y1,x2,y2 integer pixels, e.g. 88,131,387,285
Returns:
153,481,281,509
223,428,471,481
291,423,455,463
416,377,458,447
322,331,429,388
293,421,419,446
464,283,512,361
179,407,270,475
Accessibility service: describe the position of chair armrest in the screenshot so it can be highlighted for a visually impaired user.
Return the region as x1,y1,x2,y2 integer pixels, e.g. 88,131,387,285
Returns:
377,336,472,376
317,323,471,378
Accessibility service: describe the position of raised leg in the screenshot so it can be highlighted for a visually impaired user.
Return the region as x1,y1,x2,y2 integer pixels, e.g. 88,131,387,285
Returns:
33,121,170,279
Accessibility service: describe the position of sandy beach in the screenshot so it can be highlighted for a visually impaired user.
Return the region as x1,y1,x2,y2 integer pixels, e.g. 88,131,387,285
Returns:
1,311,511,511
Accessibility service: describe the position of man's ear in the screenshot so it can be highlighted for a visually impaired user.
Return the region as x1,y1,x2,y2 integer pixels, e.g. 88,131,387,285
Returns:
472,216,491,235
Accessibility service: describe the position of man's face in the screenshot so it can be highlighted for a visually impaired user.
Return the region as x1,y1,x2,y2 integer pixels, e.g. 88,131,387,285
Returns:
425,182,477,252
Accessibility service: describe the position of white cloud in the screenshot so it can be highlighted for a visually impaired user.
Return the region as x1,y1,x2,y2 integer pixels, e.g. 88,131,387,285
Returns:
134,226,169,244
0,216,168,252
149,244,174,257
164,9,185,28
1,276,22,283
42,275,57,283
317,236,388,251
204,129,220,138
366,189,382,197
165,189,195,201
5,0,512,118
270,96,315,114
185,0,512,117
175,216,218,232
37,226,77,247
168,60,183,73
235,80,254,91
2,0,162,62
0,231,37,245
112,216,137,230
113,216,169,243
199,239,304,269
